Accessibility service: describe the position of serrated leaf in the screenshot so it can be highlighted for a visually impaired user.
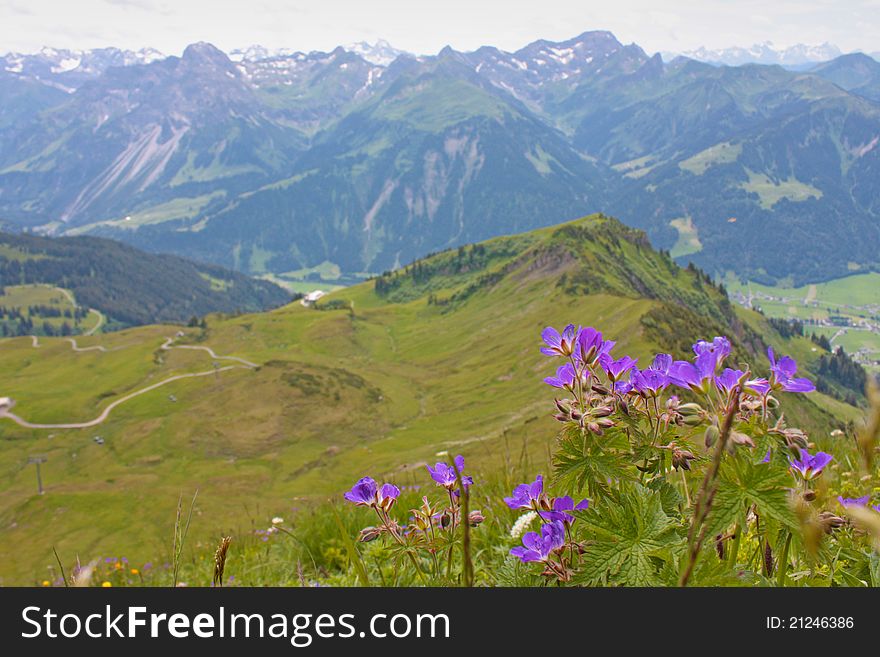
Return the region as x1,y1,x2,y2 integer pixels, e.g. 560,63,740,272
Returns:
571,483,685,586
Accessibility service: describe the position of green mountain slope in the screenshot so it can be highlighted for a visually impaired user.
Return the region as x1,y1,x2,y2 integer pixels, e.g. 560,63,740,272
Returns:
0,231,291,326
0,214,853,583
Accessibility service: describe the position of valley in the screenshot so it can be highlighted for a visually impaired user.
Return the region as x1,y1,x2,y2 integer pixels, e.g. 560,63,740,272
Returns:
726,272,880,370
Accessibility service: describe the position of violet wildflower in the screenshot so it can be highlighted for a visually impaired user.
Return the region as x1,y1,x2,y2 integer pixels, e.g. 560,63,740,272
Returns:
715,368,770,396
540,324,580,357
575,327,614,364
761,448,772,464
630,367,668,396
767,347,816,393
539,496,590,526
599,354,638,381
426,455,474,490
693,337,731,365
789,449,833,480
504,475,545,510
544,362,577,389
614,380,634,395
377,483,401,510
344,477,378,506
509,520,566,563
344,477,400,508
837,495,871,508
667,350,717,394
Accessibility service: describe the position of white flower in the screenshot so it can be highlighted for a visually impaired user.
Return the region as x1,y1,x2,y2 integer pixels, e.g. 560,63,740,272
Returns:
272,516,284,525
510,511,537,540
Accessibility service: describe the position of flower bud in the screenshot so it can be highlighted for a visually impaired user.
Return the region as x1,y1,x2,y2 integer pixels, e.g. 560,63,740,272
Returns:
730,431,755,448
592,405,614,418
358,526,382,542
672,448,696,471
818,511,846,533
704,425,720,448
467,510,485,527
591,383,610,395
782,428,808,449
553,413,569,423
596,417,615,428
439,512,452,529
802,490,816,502
678,402,703,416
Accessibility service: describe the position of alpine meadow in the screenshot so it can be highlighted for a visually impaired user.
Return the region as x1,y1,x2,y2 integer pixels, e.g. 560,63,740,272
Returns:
0,10,879,595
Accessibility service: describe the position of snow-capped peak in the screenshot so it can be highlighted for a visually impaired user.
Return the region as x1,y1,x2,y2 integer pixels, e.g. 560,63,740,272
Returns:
345,39,407,66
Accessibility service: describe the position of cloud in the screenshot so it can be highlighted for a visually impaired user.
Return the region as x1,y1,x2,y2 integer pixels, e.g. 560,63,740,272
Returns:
0,0,876,56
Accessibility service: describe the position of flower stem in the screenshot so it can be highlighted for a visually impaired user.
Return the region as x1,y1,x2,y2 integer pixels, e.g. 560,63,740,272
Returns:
679,386,741,587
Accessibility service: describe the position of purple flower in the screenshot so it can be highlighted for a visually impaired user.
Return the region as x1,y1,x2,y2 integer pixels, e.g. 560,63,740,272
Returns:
837,495,871,508
715,368,770,396
504,475,544,510
540,324,579,357
767,347,815,393
789,449,833,480
651,353,673,373
693,337,731,365
667,351,717,393
575,327,614,364
761,448,772,464
715,368,744,394
426,455,474,490
544,362,577,388
510,520,566,563
539,496,590,526
344,477,400,508
377,483,401,510
874,505,880,513
344,477,378,506
630,367,668,396
599,354,637,381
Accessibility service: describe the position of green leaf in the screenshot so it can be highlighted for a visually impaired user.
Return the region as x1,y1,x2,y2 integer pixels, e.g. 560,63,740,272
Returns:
572,483,685,586
704,455,797,538
331,505,370,587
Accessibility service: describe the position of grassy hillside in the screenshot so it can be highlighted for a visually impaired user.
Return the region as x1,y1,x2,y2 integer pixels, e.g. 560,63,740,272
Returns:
0,215,855,584
0,231,291,327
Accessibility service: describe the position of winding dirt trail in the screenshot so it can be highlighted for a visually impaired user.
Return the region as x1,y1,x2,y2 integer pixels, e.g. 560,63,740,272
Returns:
0,335,259,430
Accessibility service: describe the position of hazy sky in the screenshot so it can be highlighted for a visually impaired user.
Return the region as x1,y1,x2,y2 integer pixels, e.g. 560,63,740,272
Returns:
1,0,877,56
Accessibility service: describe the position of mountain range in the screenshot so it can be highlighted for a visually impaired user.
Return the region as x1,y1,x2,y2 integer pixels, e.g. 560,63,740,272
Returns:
1,31,879,286
662,41,876,68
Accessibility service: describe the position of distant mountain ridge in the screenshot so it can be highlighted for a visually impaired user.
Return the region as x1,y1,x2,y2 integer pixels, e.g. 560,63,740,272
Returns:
661,41,874,68
1,31,879,286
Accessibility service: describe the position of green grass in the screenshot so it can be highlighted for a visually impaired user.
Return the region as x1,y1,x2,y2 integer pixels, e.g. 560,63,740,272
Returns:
679,142,742,175
66,192,226,234
0,284,100,334
0,215,857,584
375,78,508,131
669,216,703,258
740,169,822,209
725,272,880,318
